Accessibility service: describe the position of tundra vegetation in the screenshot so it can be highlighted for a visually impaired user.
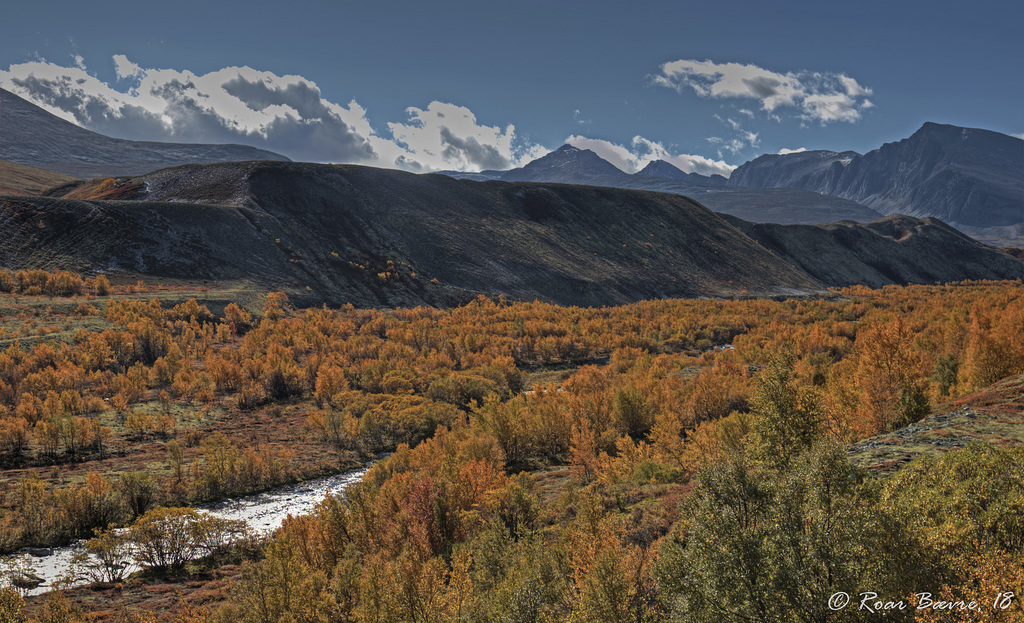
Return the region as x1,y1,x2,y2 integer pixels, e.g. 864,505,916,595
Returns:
0,269,1022,622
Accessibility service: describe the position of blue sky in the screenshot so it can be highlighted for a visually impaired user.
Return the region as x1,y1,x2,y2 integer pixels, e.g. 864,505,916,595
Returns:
1,0,1021,176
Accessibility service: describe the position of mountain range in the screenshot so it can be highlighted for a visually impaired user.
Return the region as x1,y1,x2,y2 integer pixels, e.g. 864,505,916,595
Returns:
0,161,1019,308
2,87,1018,239
0,162,809,306
727,123,1023,229
0,87,1021,308
445,145,886,225
444,126,1023,243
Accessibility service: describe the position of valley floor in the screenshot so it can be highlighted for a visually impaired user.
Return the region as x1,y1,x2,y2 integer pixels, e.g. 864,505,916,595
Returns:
2,272,1024,621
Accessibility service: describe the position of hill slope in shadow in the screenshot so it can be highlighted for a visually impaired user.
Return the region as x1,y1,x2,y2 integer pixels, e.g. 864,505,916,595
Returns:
3,161,824,306
3,161,1021,307
723,214,1024,287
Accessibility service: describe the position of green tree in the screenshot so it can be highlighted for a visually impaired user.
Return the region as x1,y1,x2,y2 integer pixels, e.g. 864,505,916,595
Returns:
749,355,822,469
0,586,25,623
880,443,1024,585
614,386,654,440
931,353,959,397
657,451,775,622
657,442,922,622
227,532,333,623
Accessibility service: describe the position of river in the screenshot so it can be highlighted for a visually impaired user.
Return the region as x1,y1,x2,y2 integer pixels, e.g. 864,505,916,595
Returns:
1,463,373,596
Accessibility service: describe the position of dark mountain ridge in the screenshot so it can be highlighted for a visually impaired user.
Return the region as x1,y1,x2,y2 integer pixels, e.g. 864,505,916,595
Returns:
2,161,1021,308
726,150,861,190
488,144,882,225
636,159,729,186
0,88,289,178
445,123,1021,237
728,123,1024,229
501,144,626,184
1,161,825,307
723,213,1024,288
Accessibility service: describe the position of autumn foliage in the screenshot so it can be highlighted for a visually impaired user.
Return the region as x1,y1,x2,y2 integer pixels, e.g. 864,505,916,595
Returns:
0,271,1023,621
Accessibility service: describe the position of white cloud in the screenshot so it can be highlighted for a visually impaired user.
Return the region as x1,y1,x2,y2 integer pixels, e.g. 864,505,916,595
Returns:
778,147,808,155
113,54,143,80
635,137,737,178
708,114,761,157
565,135,736,178
0,57,379,164
653,59,874,124
705,113,762,159
707,136,749,157
387,101,546,171
716,115,742,131
800,93,861,124
1014,132,1024,140
839,75,871,97
0,55,547,173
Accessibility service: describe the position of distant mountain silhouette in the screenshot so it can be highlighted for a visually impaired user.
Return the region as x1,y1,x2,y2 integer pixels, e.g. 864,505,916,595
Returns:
500,144,629,184
728,123,1024,229
482,145,882,225
442,122,1023,240
637,159,688,179
637,159,728,186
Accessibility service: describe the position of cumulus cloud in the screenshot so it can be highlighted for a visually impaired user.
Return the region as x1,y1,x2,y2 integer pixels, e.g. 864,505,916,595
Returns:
0,55,546,172
0,57,379,163
778,147,808,155
838,75,871,97
652,59,874,124
565,135,736,178
387,101,546,171
113,54,143,80
800,93,861,124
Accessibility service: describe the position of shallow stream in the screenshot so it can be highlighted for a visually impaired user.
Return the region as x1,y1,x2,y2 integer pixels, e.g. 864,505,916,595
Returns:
2,464,372,595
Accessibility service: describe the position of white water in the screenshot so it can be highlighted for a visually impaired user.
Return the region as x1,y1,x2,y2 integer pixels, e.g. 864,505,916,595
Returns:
199,465,369,535
2,464,372,595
